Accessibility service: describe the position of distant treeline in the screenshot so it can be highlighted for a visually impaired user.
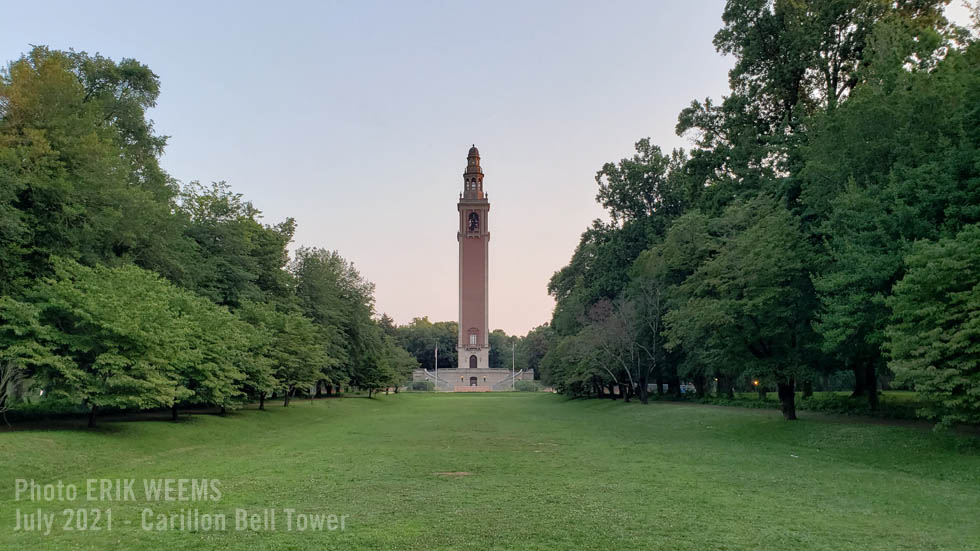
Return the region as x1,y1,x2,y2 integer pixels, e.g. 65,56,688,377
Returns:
385,316,548,375
0,47,419,427
539,1,980,426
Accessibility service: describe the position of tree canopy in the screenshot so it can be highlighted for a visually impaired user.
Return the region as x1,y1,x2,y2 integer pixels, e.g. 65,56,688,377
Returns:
0,46,415,425
541,0,978,425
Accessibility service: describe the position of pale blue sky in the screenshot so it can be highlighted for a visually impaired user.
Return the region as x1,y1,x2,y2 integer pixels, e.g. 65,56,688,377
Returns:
4,1,974,335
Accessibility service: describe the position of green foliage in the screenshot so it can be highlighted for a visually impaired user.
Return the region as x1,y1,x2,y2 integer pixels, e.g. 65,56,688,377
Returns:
409,380,434,391
0,260,182,416
0,47,177,295
166,291,248,410
384,336,420,385
516,323,554,380
488,329,515,369
269,307,329,398
594,138,686,225
0,46,393,423
545,3,979,427
291,246,379,389
663,198,816,417
394,316,458,370
514,380,541,392
885,225,980,427
178,181,296,308
694,390,925,420
0,360,26,423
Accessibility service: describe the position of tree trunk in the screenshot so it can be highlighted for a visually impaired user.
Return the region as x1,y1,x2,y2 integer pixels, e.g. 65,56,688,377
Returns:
656,372,664,396
851,365,867,397
219,405,226,416
385,387,390,395
283,386,293,407
667,366,681,398
693,374,707,399
777,380,797,420
717,374,734,399
315,380,323,398
865,364,879,411
88,404,98,428
638,371,649,404
758,385,766,400
617,384,627,403
258,393,265,410
802,380,813,399
171,403,178,422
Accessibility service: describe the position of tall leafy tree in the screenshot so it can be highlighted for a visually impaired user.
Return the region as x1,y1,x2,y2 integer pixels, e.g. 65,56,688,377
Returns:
0,47,178,295
395,317,458,371
885,224,980,427
178,181,295,308
665,198,816,419
235,301,282,410
0,260,183,426
516,324,554,380
166,292,248,419
594,138,687,226
488,329,516,370
804,39,980,406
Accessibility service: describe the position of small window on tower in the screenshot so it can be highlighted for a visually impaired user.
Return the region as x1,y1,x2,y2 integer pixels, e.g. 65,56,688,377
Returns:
468,212,479,232
469,334,477,345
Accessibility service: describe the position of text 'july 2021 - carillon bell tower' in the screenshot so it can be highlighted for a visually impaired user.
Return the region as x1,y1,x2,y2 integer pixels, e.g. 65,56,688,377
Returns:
457,145,490,370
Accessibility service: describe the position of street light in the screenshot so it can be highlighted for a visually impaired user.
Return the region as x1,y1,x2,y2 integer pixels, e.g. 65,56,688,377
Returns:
511,341,516,390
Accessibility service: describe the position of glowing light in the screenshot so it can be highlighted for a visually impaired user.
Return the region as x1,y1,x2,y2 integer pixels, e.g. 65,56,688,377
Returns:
753,380,759,386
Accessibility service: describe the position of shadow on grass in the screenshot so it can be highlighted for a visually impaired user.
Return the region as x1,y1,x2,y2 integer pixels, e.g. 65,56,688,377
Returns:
0,393,365,433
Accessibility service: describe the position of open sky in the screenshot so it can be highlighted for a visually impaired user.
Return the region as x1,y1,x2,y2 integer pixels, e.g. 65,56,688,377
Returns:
3,1,975,336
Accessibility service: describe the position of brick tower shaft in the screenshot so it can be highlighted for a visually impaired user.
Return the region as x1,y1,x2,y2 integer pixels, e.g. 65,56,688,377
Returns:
457,145,490,370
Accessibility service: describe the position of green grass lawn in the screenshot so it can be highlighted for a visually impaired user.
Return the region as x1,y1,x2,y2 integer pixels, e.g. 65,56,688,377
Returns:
1,393,978,550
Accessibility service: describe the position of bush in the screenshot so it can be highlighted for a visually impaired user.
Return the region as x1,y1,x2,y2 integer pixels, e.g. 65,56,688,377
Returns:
515,380,541,392
409,381,435,391
698,391,924,420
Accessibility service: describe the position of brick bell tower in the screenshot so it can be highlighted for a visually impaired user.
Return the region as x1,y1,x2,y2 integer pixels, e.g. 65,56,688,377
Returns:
457,145,490,370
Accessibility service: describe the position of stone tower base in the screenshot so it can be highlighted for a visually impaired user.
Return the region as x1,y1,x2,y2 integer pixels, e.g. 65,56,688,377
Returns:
412,368,534,392
456,346,489,370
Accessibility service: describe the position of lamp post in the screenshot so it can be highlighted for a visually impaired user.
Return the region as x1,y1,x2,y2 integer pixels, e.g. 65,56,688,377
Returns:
434,344,438,391
511,341,516,390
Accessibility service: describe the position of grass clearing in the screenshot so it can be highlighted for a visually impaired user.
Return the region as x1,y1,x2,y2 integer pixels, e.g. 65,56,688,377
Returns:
1,393,978,550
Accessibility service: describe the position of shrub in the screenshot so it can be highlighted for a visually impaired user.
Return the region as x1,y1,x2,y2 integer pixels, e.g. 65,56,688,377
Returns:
515,380,541,392
410,381,435,391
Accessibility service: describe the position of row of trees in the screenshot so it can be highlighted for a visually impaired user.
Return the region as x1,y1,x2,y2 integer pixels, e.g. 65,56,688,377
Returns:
386,315,540,372
541,1,980,426
0,47,417,426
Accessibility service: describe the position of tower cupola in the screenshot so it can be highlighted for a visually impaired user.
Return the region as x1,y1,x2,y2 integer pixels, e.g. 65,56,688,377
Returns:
463,144,484,199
